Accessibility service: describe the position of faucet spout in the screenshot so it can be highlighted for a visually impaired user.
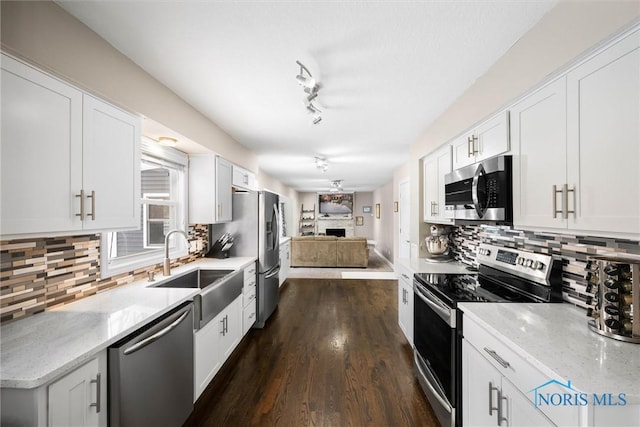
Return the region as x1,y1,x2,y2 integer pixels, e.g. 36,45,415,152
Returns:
163,229,189,276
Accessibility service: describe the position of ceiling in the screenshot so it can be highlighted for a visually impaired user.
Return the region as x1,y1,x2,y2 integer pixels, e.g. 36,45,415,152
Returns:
56,0,556,193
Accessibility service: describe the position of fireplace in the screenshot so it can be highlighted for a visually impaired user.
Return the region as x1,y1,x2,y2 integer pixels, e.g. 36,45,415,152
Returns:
326,228,346,237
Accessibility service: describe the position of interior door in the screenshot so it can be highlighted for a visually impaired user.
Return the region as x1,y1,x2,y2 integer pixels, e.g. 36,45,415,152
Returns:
398,179,411,259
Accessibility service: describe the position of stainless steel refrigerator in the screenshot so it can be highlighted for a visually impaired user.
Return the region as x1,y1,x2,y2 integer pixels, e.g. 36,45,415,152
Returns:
223,190,280,328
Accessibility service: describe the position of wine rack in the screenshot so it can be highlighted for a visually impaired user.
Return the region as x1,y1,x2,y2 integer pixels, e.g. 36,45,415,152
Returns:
586,255,640,343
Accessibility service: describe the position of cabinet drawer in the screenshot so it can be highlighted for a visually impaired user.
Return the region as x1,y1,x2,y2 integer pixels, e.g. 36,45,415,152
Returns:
396,263,413,285
243,285,256,308
243,303,257,334
463,314,580,426
244,263,256,282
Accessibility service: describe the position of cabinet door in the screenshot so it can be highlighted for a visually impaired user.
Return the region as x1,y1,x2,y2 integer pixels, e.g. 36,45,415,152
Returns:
1,54,83,235
232,165,250,190
194,313,222,400
423,154,438,221
475,111,510,162
435,145,453,223
189,154,216,224
220,296,242,361
501,378,554,427
462,340,502,427
397,277,414,347
215,156,233,222
567,30,640,234
511,78,568,229
82,95,141,231
452,132,476,170
48,357,104,427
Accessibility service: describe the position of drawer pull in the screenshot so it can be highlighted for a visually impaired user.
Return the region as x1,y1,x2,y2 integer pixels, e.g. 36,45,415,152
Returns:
483,347,511,369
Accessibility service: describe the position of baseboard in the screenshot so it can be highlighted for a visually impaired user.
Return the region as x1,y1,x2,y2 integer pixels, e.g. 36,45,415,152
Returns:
373,248,394,271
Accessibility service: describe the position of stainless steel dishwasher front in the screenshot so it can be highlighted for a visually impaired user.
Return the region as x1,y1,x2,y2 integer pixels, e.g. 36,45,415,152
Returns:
109,301,194,427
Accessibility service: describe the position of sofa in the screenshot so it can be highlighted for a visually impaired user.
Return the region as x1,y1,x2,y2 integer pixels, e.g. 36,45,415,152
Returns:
290,236,369,268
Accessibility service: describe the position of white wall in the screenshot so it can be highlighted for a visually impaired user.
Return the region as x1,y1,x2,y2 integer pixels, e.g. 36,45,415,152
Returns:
373,181,395,262
353,192,374,239
404,1,640,249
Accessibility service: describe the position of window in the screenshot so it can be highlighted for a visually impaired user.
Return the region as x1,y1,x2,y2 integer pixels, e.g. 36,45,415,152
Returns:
100,139,188,278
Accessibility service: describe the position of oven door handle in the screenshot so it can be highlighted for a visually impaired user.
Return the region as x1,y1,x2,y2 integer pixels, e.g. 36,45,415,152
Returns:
415,353,453,413
414,281,454,327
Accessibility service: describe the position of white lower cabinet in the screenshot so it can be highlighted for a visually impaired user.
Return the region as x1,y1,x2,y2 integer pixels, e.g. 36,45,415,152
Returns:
279,240,291,287
396,263,414,347
243,262,257,334
194,295,242,401
463,314,583,427
48,354,107,427
462,340,552,427
0,352,107,427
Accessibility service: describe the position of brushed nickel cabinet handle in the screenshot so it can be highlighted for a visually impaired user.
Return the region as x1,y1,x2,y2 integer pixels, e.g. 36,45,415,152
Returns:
500,393,509,426
489,382,499,417
87,190,96,220
76,190,85,220
565,184,575,219
483,347,510,368
472,135,479,155
552,185,564,218
468,136,474,157
90,373,101,413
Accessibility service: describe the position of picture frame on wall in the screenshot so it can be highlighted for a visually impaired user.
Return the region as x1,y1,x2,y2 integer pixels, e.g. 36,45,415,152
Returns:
363,206,372,214
375,203,380,219
356,216,364,226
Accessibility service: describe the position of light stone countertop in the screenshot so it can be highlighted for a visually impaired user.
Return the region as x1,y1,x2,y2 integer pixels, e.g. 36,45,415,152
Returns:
396,257,472,275
459,302,640,404
0,257,256,389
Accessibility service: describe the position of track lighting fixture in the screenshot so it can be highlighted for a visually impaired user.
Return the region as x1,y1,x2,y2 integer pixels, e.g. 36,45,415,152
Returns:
329,180,343,192
296,60,322,124
315,157,329,172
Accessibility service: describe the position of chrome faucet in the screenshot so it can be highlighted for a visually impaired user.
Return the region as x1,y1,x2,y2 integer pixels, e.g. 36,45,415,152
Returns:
163,229,189,276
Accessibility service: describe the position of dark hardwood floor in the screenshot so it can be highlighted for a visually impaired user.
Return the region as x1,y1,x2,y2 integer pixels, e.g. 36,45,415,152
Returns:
184,278,440,427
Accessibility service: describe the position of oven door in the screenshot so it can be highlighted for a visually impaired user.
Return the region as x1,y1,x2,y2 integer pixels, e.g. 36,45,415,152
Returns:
413,279,457,427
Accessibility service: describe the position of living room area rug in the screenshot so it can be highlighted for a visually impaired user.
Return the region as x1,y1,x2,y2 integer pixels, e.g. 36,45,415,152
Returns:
287,248,395,280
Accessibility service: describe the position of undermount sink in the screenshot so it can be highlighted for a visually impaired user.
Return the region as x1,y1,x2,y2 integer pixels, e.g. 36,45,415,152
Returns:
153,269,235,289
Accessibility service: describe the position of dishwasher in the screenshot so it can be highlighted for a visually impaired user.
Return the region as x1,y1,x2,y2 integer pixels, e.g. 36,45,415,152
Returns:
109,301,194,427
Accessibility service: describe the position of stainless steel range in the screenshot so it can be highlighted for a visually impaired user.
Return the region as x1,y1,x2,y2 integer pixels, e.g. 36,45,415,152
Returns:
412,243,563,427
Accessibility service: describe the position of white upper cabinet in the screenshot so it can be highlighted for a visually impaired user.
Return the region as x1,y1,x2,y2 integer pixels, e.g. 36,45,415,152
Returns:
189,154,232,224
566,29,639,235
512,28,639,236
232,164,256,191
423,144,453,224
452,111,510,170
511,77,568,229
82,95,141,231
1,54,140,237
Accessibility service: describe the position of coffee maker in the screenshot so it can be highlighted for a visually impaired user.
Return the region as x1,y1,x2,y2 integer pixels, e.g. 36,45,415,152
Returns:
586,254,640,344
424,224,452,263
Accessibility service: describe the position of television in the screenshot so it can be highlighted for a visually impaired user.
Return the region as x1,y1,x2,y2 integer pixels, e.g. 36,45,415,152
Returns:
318,193,354,215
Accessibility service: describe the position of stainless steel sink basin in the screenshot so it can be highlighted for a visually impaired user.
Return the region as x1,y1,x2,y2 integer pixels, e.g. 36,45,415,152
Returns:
153,269,235,289
151,268,243,329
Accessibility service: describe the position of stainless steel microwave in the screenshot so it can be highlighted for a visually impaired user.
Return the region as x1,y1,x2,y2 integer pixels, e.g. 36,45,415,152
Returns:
444,155,512,222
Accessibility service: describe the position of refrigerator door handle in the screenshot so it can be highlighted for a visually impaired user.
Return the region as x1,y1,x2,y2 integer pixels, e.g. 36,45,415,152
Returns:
272,203,279,250
264,265,280,279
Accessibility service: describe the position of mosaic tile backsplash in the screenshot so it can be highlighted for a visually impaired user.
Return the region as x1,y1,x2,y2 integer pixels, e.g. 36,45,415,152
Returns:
449,224,640,309
0,225,209,324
